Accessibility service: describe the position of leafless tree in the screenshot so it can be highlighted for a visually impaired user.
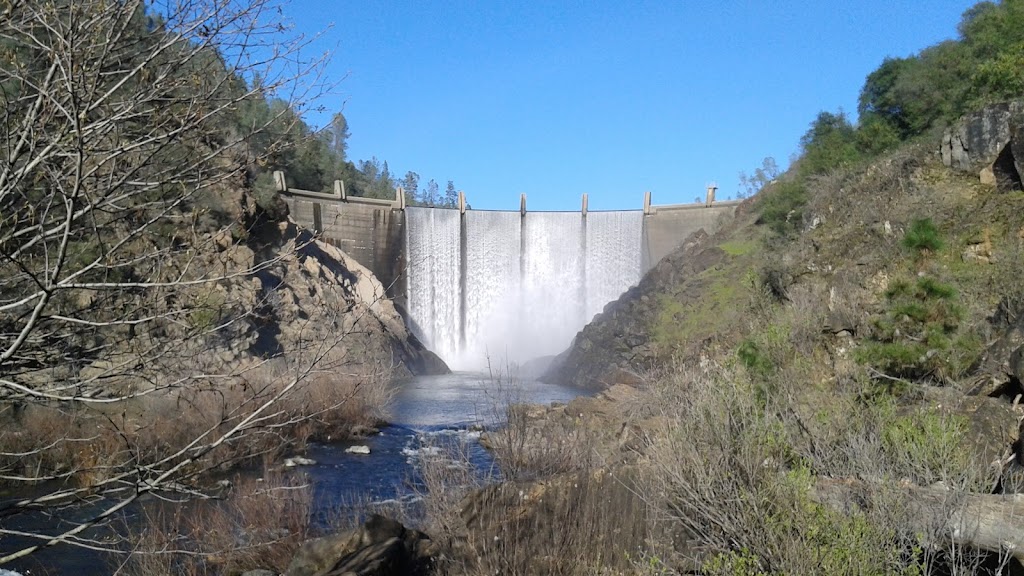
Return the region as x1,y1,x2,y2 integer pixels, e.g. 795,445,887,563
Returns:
0,0,361,564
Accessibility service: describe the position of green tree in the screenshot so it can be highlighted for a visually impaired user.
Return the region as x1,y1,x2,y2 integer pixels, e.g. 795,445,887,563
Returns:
443,180,459,208
357,157,396,199
970,41,1024,101
327,112,350,160
858,57,918,138
738,157,780,198
402,171,420,206
421,178,440,206
798,111,861,175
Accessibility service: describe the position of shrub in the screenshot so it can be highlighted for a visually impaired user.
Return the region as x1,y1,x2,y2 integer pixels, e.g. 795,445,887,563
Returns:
644,362,934,575
880,406,971,485
737,338,773,380
857,275,981,382
118,472,314,575
798,111,863,177
756,180,808,237
650,294,688,357
902,218,944,254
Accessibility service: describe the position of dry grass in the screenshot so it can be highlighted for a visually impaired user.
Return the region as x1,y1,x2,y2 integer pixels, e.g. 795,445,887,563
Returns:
482,393,599,482
0,363,394,491
643,359,1005,575
112,471,313,575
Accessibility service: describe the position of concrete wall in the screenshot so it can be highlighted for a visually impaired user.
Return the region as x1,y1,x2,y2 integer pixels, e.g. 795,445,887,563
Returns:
641,202,740,272
284,196,406,308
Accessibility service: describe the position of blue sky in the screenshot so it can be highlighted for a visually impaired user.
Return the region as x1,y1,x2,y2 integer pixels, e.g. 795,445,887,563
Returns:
288,1,976,211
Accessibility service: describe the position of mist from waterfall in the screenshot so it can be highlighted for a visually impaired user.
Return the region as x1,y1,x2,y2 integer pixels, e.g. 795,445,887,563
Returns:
405,207,642,370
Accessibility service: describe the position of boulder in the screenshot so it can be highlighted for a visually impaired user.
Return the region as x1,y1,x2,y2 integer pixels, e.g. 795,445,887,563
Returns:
1013,119,1024,182
284,515,433,576
940,100,1024,191
978,296,1024,397
950,395,1019,470
919,388,1019,472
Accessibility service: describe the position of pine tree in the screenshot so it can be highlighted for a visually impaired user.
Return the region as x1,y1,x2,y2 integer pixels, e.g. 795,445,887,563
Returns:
443,180,458,208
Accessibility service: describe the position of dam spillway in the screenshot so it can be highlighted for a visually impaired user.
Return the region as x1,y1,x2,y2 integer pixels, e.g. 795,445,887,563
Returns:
405,208,643,370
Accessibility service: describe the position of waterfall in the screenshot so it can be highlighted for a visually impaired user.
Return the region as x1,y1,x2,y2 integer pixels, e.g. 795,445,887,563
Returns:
405,207,643,370
404,208,462,362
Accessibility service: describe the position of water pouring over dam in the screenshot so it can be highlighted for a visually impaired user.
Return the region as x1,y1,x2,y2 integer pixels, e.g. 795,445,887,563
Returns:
405,208,643,369
275,171,740,370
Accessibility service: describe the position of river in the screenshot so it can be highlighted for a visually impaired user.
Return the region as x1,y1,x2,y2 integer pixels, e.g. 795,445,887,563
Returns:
2,371,581,575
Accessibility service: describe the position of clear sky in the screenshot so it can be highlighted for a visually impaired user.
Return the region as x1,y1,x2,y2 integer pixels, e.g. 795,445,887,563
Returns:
287,1,976,211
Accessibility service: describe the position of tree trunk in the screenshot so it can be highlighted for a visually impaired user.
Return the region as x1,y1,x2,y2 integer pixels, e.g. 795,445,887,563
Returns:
812,477,1024,561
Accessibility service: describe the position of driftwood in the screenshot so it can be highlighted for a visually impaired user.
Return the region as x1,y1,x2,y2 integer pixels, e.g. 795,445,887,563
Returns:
812,477,1024,561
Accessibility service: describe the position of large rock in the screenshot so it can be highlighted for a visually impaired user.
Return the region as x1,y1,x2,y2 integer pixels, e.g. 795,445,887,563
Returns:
977,296,1024,398
940,100,1024,191
948,395,1018,470
284,515,434,576
257,224,448,379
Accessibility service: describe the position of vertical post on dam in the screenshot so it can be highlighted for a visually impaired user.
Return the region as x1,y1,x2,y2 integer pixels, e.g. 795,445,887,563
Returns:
579,193,588,322
458,194,469,351
519,193,528,300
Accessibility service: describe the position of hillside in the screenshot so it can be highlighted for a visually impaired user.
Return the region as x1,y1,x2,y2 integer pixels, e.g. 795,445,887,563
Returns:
459,100,1019,575
548,104,1024,390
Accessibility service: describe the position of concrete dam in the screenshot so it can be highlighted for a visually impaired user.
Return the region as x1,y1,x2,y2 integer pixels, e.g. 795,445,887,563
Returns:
275,172,739,369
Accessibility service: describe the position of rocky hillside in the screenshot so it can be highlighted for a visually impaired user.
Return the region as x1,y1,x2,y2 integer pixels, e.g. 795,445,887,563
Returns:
213,193,449,381
49,184,448,403
546,99,1024,395
455,100,1024,575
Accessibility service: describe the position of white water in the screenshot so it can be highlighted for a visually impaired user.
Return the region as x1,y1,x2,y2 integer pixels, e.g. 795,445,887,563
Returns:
405,208,462,361
406,208,643,370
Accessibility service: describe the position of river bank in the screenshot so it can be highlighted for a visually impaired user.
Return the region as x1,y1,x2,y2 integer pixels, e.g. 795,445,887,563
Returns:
2,372,583,575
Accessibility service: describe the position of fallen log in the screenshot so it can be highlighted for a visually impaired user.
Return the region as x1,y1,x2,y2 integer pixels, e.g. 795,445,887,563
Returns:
812,477,1024,561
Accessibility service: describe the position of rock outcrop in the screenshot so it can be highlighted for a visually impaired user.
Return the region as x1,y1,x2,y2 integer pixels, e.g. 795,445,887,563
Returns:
70,216,447,396
940,99,1024,191
283,515,435,576
255,223,448,379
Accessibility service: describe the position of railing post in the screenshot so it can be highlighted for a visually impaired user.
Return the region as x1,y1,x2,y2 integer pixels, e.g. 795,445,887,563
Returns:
581,193,588,216
458,191,466,215
643,191,652,215
520,193,527,216
273,170,287,193
333,179,346,201
396,186,406,210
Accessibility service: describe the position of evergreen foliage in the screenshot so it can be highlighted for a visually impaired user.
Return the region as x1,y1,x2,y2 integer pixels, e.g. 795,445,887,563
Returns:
753,0,1024,239
902,218,945,254
859,0,1024,141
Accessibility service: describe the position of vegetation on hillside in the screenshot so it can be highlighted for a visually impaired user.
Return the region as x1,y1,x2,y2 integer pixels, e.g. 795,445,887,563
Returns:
752,0,1024,238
